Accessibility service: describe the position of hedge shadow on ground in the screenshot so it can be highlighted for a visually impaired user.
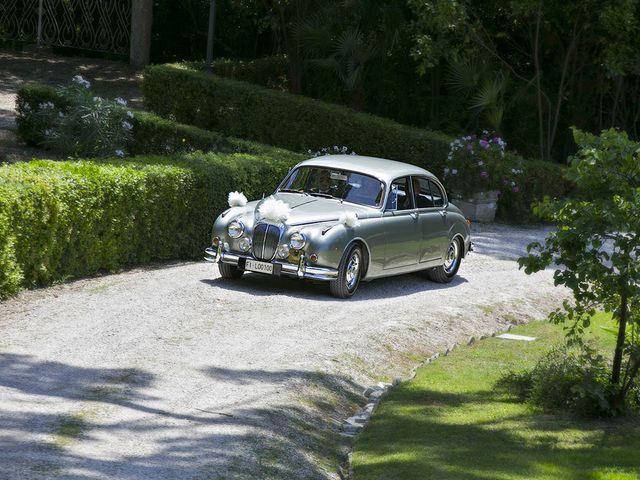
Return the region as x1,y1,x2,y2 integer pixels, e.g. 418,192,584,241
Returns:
0,353,362,479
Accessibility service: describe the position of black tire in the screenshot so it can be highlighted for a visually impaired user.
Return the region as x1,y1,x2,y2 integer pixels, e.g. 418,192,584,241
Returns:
218,262,244,279
329,244,363,298
427,237,462,283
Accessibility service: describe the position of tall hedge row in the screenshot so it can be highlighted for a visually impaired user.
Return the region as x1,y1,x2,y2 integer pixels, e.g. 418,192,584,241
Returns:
0,152,301,298
143,64,570,222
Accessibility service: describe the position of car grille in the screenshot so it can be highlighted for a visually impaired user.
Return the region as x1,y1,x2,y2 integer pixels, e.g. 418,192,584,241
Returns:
252,223,281,261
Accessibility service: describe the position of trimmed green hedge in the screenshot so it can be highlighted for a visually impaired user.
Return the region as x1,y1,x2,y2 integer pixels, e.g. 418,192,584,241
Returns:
143,64,571,222
0,151,301,298
15,83,293,158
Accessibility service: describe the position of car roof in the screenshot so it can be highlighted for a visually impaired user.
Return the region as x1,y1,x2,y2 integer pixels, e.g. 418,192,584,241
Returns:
296,155,436,185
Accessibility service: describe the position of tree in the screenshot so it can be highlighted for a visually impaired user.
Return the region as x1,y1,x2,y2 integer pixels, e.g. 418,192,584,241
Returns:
409,0,640,161
519,128,640,411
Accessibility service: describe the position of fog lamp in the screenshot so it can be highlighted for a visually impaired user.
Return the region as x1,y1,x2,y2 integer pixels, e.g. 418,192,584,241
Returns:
239,237,252,252
277,244,290,259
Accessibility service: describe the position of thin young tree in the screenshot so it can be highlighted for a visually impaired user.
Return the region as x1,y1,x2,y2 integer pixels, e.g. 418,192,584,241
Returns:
519,128,640,411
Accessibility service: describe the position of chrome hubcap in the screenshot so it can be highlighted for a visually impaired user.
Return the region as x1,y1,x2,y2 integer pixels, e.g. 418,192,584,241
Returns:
346,252,360,289
444,240,460,274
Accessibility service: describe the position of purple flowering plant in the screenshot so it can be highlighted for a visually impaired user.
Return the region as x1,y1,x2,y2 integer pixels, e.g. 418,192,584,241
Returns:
443,130,522,199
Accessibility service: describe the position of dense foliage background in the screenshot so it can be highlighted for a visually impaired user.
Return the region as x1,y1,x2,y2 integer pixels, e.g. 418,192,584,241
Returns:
150,0,640,162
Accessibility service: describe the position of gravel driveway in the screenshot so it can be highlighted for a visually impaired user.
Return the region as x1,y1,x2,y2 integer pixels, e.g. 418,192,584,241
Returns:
0,223,567,480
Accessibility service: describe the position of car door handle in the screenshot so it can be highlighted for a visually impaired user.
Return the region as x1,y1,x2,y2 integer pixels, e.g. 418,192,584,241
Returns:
439,210,447,217
410,211,419,220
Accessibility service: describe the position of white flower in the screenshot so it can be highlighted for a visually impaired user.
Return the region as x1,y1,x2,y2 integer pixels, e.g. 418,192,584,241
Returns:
122,121,133,131
43,128,53,137
477,160,484,166
228,191,248,207
126,111,134,119
341,146,348,153
115,149,125,158
338,211,359,228
444,167,451,175
58,111,64,118
258,197,290,223
350,151,357,155
38,101,54,110
93,96,102,103
115,97,127,106
451,169,458,175
72,75,91,88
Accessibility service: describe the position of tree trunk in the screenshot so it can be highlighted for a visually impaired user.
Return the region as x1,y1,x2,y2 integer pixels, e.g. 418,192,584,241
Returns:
130,0,153,68
612,289,628,387
430,63,441,129
533,7,546,161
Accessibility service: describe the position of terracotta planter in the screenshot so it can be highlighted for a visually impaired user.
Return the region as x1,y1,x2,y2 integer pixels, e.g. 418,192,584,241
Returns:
452,191,499,222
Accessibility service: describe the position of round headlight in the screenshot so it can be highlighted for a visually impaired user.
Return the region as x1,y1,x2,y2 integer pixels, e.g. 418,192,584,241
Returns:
228,220,244,238
289,232,306,250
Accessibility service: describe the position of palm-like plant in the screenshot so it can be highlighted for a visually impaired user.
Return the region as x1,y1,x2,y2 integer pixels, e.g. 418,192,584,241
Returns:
448,57,508,132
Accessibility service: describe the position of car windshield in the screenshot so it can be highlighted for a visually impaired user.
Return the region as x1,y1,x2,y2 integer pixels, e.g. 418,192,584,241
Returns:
280,166,385,207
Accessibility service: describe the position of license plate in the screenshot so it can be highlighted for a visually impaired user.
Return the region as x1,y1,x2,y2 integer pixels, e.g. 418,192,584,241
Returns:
245,259,274,275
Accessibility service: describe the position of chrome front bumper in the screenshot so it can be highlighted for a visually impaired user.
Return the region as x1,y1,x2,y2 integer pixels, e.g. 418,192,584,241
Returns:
204,246,339,281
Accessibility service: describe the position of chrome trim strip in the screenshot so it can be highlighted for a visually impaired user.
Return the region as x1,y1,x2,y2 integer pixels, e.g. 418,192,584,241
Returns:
210,250,339,281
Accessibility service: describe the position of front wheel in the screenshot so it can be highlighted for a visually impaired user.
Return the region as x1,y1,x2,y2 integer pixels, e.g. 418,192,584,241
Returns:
218,262,244,279
427,238,462,283
329,245,362,298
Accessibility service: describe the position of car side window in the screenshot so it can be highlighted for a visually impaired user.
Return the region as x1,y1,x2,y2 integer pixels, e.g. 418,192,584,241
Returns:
386,177,414,211
413,177,435,208
428,180,445,207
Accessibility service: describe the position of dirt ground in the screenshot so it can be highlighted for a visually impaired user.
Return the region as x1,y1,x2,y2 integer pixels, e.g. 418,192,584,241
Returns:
0,223,568,480
0,47,143,163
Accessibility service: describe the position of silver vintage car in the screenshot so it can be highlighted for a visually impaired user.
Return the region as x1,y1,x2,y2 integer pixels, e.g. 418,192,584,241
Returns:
205,155,471,298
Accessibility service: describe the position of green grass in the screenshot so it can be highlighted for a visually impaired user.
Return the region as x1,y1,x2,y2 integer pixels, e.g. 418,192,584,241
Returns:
352,314,640,480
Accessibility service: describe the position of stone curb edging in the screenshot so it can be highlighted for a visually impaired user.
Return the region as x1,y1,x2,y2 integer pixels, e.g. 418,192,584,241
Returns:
337,325,514,479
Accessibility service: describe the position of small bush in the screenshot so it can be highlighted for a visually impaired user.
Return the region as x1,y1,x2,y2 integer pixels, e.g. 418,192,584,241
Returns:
16,83,294,159
18,76,134,158
0,151,301,299
498,346,616,418
143,64,571,223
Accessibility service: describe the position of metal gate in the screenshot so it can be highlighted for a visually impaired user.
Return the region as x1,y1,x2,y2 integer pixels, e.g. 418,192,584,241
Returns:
0,0,131,55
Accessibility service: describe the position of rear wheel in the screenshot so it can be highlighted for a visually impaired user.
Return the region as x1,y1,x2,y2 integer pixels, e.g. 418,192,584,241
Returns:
218,262,244,279
427,238,462,283
329,245,362,298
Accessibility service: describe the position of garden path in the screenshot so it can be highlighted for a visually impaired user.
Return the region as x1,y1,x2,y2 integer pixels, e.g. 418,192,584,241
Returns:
0,47,142,163
0,223,569,479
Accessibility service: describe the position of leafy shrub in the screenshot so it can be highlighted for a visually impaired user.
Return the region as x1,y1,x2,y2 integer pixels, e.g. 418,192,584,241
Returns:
16,83,293,158
184,56,290,91
498,346,616,418
0,151,301,299
18,76,134,158
143,64,570,222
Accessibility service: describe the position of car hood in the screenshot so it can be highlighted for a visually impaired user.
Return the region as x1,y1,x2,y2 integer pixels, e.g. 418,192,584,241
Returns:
255,192,378,226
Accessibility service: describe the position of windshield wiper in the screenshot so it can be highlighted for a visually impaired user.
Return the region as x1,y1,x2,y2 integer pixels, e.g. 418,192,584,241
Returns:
279,189,308,195
308,192,334,199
